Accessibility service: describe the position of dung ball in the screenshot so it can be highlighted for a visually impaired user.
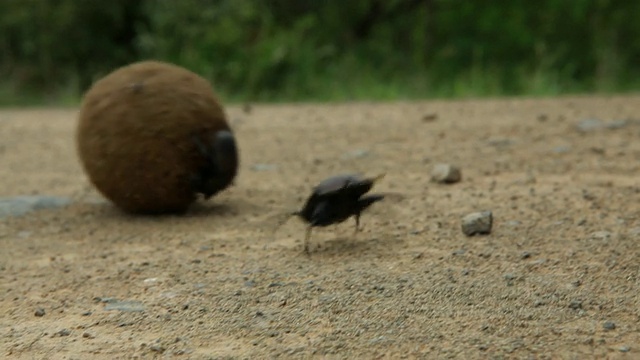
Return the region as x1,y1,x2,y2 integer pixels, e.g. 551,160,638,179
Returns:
76,60,239,214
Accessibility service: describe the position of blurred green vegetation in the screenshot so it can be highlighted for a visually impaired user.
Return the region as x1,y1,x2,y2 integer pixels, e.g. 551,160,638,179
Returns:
1,0,639,105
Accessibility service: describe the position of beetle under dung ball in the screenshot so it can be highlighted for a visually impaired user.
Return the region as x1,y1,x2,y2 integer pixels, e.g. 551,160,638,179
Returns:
190,130,239,199
289,173,385,254
76,60,239,214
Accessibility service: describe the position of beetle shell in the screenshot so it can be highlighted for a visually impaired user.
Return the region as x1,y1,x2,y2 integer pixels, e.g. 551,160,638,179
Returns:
297,173,383,226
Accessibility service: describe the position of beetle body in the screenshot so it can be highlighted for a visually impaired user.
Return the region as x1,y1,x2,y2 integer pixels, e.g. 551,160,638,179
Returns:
293,174,385,253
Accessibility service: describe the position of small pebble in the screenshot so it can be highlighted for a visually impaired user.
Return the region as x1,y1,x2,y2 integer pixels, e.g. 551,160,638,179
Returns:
150,344,166,353
250,163,277,171
569,300,583,310
603,321,616,330
629,227,640,237
619,346,630,353
34,308,45,317
94,297,117,303
421,113,438,122
590,231,612,241
576,118,604,132
606,119,629,129
487,138,515,147
520,251,531,259
82,332,95,339
57,329,71,337
342,149,370,159
430,163,462,184
104,300,145,312
576,118,630,132
506,220,521,227
461,211,493,236
552,145,571,154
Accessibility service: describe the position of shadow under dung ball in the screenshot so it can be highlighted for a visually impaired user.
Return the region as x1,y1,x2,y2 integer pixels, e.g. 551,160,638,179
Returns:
76,60,239,214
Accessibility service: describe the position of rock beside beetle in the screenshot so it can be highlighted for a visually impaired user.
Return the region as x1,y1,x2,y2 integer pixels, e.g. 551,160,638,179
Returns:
430,164,462,184
461,211,493,236
76,60,238,214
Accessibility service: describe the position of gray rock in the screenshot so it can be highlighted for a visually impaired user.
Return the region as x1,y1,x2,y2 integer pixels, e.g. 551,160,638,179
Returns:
104,300,145,312
569,300,583,310
149,344,166,353
487,138,515,147
421,113,438,122
34,308,45,317
576,118,604,132
552,145,571,154
250,163,277,171
534,299,547,307
590,231,613,241
56,329,71,337
603,321,616,330
461,211,493,236
576,118,631,132
0,196,71,218
605,119,629,129
430,164,462,184
342,149,370,159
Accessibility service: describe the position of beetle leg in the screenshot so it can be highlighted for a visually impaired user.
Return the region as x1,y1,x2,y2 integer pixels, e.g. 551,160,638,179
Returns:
304,225,313,255
354,213,361,234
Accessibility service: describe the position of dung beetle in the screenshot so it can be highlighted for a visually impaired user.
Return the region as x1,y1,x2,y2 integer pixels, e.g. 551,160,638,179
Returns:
288,173,385,254
190,130,239,199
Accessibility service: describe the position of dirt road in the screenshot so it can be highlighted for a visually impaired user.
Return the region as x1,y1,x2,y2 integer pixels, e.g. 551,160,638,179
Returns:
1,95,639,358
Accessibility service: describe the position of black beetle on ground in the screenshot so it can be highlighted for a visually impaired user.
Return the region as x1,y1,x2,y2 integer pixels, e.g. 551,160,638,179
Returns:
280,173,386,254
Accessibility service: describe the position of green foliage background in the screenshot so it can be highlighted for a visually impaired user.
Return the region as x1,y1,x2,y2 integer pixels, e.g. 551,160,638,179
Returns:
1,0,639,105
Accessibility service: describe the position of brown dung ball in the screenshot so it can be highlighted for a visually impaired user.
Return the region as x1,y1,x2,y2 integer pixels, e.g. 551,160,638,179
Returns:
76,60,239,214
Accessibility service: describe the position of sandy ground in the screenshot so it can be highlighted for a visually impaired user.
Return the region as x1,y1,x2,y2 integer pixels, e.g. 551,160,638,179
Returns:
1,95,640,359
